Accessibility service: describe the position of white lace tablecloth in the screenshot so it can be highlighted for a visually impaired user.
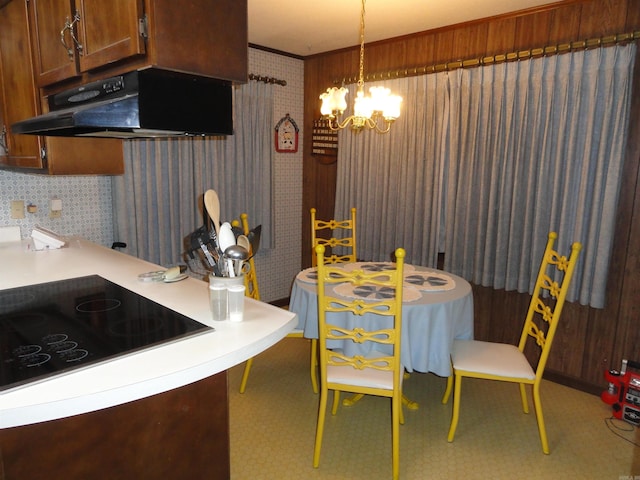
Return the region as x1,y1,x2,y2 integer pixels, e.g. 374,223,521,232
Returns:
290,263,474,377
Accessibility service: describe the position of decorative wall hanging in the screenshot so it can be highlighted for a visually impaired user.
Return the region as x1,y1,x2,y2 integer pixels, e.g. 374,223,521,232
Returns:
274,113,299,153
312,119,338,161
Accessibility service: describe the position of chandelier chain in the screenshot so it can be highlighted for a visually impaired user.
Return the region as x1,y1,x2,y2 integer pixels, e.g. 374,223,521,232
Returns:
358,0,366,89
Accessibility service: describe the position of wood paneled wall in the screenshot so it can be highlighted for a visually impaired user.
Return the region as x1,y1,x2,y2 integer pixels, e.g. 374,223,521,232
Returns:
302,0,640,393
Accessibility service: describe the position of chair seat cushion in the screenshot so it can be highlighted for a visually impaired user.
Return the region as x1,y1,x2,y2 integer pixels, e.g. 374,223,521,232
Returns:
451,340,536,380
327,350,401,390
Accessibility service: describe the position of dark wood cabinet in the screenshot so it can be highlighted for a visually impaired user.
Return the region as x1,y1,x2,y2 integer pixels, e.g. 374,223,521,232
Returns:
0,0,123,174
0,0,43,169
29,0,146,87
0,0,247,175
0,372,231,479
30,0,247,91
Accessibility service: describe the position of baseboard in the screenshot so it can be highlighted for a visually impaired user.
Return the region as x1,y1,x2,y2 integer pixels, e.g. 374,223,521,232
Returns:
269,297,290,308
543,370,602,396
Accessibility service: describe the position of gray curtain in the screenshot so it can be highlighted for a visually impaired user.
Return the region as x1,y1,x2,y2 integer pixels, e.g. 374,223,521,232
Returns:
335,73,451,266
112,80,274,267
335,44,636,308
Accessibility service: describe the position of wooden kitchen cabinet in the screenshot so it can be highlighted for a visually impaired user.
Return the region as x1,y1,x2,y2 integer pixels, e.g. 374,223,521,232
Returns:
29,0,248,90
0,372,231,479
29,0,146,87
0,0,123,174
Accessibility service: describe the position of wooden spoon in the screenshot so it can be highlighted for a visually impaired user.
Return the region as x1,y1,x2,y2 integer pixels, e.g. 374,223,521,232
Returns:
204,189,221,237
237,234,251,255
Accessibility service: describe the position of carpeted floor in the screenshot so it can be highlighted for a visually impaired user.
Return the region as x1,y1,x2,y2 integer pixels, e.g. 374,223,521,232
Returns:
228,337,639,479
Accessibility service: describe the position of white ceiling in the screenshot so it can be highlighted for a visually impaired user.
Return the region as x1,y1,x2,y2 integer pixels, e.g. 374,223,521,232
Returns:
248,0,556,57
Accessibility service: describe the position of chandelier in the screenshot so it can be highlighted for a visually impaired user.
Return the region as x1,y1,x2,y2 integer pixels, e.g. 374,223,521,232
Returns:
319,0,402,133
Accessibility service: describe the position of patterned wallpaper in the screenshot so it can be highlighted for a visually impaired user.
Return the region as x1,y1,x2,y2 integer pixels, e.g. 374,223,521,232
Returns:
0,174,114,246
0,48,304,302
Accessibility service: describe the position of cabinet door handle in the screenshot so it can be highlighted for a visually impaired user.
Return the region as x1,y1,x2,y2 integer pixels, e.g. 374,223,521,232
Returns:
60,11,83,59
1,125,8,155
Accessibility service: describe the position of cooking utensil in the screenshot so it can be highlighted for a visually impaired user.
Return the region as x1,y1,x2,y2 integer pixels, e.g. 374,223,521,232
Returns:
224,245,249,277
218,222,235,250
218,222,236,276
237,234,251,254
204,189,221,237
231,224,244,239
197,237,217,267
247,225,262,258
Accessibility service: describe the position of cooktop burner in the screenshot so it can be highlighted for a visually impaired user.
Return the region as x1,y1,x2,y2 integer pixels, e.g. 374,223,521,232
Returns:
0,275,212,392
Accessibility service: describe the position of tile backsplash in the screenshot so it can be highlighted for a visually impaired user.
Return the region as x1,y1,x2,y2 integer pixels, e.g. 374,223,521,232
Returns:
0,48,304,302
0,173,114,246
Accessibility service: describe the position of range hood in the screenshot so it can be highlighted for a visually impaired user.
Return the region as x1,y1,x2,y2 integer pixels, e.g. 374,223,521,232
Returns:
12,69,233,139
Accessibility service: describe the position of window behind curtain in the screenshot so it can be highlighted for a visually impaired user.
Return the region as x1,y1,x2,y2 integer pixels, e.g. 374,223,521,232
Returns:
335,44,636,308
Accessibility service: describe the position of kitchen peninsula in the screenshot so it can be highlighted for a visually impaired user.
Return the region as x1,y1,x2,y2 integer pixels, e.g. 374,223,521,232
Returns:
0,237,297,479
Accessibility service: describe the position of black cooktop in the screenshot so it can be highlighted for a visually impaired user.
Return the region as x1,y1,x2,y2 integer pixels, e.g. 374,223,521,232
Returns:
0,275,212,392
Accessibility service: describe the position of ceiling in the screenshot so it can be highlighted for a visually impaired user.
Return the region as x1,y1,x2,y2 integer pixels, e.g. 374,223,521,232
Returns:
248,0,556,57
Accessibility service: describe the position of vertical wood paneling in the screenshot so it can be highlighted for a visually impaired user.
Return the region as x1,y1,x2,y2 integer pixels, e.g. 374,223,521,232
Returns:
303,0,640,392
450,23,489,61
578,0,629,37
405,32,438,68
432,29,457,65
514,10,553,49
547,5,583,44
485,18,518,55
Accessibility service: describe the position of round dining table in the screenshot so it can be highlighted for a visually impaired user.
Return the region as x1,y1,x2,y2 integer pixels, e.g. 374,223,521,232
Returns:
289,262,474,378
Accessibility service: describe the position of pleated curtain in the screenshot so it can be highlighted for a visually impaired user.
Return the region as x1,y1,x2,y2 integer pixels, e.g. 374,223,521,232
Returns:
112,80,274,268
335,43,636,308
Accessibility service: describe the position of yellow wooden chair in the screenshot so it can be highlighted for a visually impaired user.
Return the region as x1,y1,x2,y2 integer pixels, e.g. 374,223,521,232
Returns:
311,207,357,267
237,214,318,394
442,232,582,454
236,214,260,393
313,244,405,480
307,207,358,393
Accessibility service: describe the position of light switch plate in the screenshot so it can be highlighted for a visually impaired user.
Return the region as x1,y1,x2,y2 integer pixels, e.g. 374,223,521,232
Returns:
10,200,25,219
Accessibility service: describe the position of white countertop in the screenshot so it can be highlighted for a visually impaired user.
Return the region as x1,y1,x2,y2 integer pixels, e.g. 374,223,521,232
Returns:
0,237,297,428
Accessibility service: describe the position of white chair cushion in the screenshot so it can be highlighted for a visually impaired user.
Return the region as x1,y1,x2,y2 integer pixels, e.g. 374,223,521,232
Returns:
327,350,400,391
451,340,536,380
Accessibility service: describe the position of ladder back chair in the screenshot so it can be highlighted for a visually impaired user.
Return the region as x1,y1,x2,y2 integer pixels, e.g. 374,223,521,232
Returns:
313,244,406,480
311,207,357,267
237,214,318,394
442,232,582,454
307,207,358,392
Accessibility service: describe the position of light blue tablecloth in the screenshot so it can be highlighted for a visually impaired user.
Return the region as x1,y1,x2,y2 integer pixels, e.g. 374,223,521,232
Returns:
289,263,474,377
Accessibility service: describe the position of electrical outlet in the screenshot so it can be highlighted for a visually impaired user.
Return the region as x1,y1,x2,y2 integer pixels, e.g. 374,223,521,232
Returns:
10,200,25,219
49,197,62,218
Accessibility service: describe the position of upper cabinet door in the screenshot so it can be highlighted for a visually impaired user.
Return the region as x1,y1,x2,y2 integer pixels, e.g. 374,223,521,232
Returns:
0,0,45,169
75,0,146,73
30,0,146,87
30,0,80,87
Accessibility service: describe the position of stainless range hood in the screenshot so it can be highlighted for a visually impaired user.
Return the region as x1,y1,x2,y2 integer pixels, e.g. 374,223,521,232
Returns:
12,69,234,139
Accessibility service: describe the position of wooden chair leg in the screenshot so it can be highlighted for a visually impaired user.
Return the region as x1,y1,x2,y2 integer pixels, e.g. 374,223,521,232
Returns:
392,394,401,480
532,382,550,454
331,390,341,415
519,382,530,413
310,338,319,393
442,374,454,404
239,357,253,394
313,387,329,468
447,374,462,442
